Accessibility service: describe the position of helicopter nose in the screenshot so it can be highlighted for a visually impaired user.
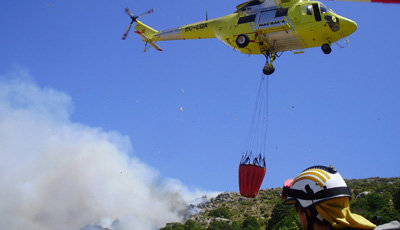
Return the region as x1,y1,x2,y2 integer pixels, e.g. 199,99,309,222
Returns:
341,18,357,36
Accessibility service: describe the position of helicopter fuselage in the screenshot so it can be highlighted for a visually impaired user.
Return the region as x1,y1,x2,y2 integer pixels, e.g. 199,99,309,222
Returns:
146,0,357,55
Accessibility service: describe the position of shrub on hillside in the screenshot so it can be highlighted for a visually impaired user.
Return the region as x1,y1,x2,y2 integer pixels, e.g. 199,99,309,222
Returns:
160,223,185,230
183,220,205,230
393,189,400,213
241,216,260,229
351,193,400,225
207,221,236,230
208,207,232,219
266,202,301,230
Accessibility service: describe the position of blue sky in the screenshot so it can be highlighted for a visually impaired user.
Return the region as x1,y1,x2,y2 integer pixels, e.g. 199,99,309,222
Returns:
1,0,399,193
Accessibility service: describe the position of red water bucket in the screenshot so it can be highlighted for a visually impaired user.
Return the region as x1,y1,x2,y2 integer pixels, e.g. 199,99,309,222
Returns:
239,164,266,198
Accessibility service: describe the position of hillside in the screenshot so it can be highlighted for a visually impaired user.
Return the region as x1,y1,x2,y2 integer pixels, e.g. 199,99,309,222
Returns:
160,177,400,230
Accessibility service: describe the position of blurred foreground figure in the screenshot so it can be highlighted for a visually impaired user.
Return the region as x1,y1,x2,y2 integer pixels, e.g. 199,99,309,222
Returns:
281,165,400,230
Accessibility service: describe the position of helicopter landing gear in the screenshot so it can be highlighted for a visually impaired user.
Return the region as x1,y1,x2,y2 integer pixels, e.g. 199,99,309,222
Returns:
262,52,277,75
236,34,250,48
321,43,332,55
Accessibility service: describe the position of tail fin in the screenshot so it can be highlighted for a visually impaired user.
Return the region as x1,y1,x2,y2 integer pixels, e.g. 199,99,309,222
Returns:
134,20,162,51
135,20,158,41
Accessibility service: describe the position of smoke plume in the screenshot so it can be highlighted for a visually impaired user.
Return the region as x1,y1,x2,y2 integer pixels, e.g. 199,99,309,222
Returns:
0,69,215,230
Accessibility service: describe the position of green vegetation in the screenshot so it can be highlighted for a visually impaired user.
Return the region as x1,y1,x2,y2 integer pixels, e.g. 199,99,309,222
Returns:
351,193,400,225
394,189,400,212
241,216,261,229
160,223,185,230
160,177,400,230
208,207,232,219
266,202,301,230
207,221,235,230
160,220,205,230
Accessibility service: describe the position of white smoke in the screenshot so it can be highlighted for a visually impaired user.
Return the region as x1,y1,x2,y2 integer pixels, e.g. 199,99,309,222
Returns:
0,69,217,230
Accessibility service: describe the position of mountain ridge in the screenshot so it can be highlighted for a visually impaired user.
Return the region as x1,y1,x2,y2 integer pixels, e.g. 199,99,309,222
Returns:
161,177,400,230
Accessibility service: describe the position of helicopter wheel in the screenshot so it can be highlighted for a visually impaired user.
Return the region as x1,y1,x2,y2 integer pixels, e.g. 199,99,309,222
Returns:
263,64,275,75
321,43,332,55
236,34,250,48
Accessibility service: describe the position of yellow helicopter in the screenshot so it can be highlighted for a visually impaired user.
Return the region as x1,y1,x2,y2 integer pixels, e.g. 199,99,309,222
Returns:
122,0,399,75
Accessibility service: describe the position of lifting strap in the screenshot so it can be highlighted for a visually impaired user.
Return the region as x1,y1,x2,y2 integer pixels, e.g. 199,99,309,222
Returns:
241,75,270,166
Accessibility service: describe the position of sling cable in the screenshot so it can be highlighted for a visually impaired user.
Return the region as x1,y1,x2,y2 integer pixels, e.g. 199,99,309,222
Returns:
239,75,270,198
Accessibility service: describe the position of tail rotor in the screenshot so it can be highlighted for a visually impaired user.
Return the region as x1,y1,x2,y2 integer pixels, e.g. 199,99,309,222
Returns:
122,7,154,40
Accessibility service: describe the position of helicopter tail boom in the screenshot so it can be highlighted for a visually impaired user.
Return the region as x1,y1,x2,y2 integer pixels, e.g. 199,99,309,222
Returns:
148,20,216,42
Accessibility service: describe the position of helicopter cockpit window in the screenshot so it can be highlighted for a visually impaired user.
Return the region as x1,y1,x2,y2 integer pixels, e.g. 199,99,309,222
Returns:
302,5,313,15
325,15,340,32
320,3,335,14
246,0,264,7
238,0,264,12
320,4,329,13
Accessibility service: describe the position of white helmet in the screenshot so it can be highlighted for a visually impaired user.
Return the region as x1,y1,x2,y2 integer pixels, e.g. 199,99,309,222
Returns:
281,165,352,208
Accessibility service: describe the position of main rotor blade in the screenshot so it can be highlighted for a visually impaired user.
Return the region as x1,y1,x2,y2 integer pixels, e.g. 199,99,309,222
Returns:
125,7,134,17
122,23,132,40
137,8,154,18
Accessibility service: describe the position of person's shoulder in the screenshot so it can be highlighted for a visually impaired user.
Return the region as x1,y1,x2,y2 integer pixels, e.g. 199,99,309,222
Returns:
375,221,400,230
